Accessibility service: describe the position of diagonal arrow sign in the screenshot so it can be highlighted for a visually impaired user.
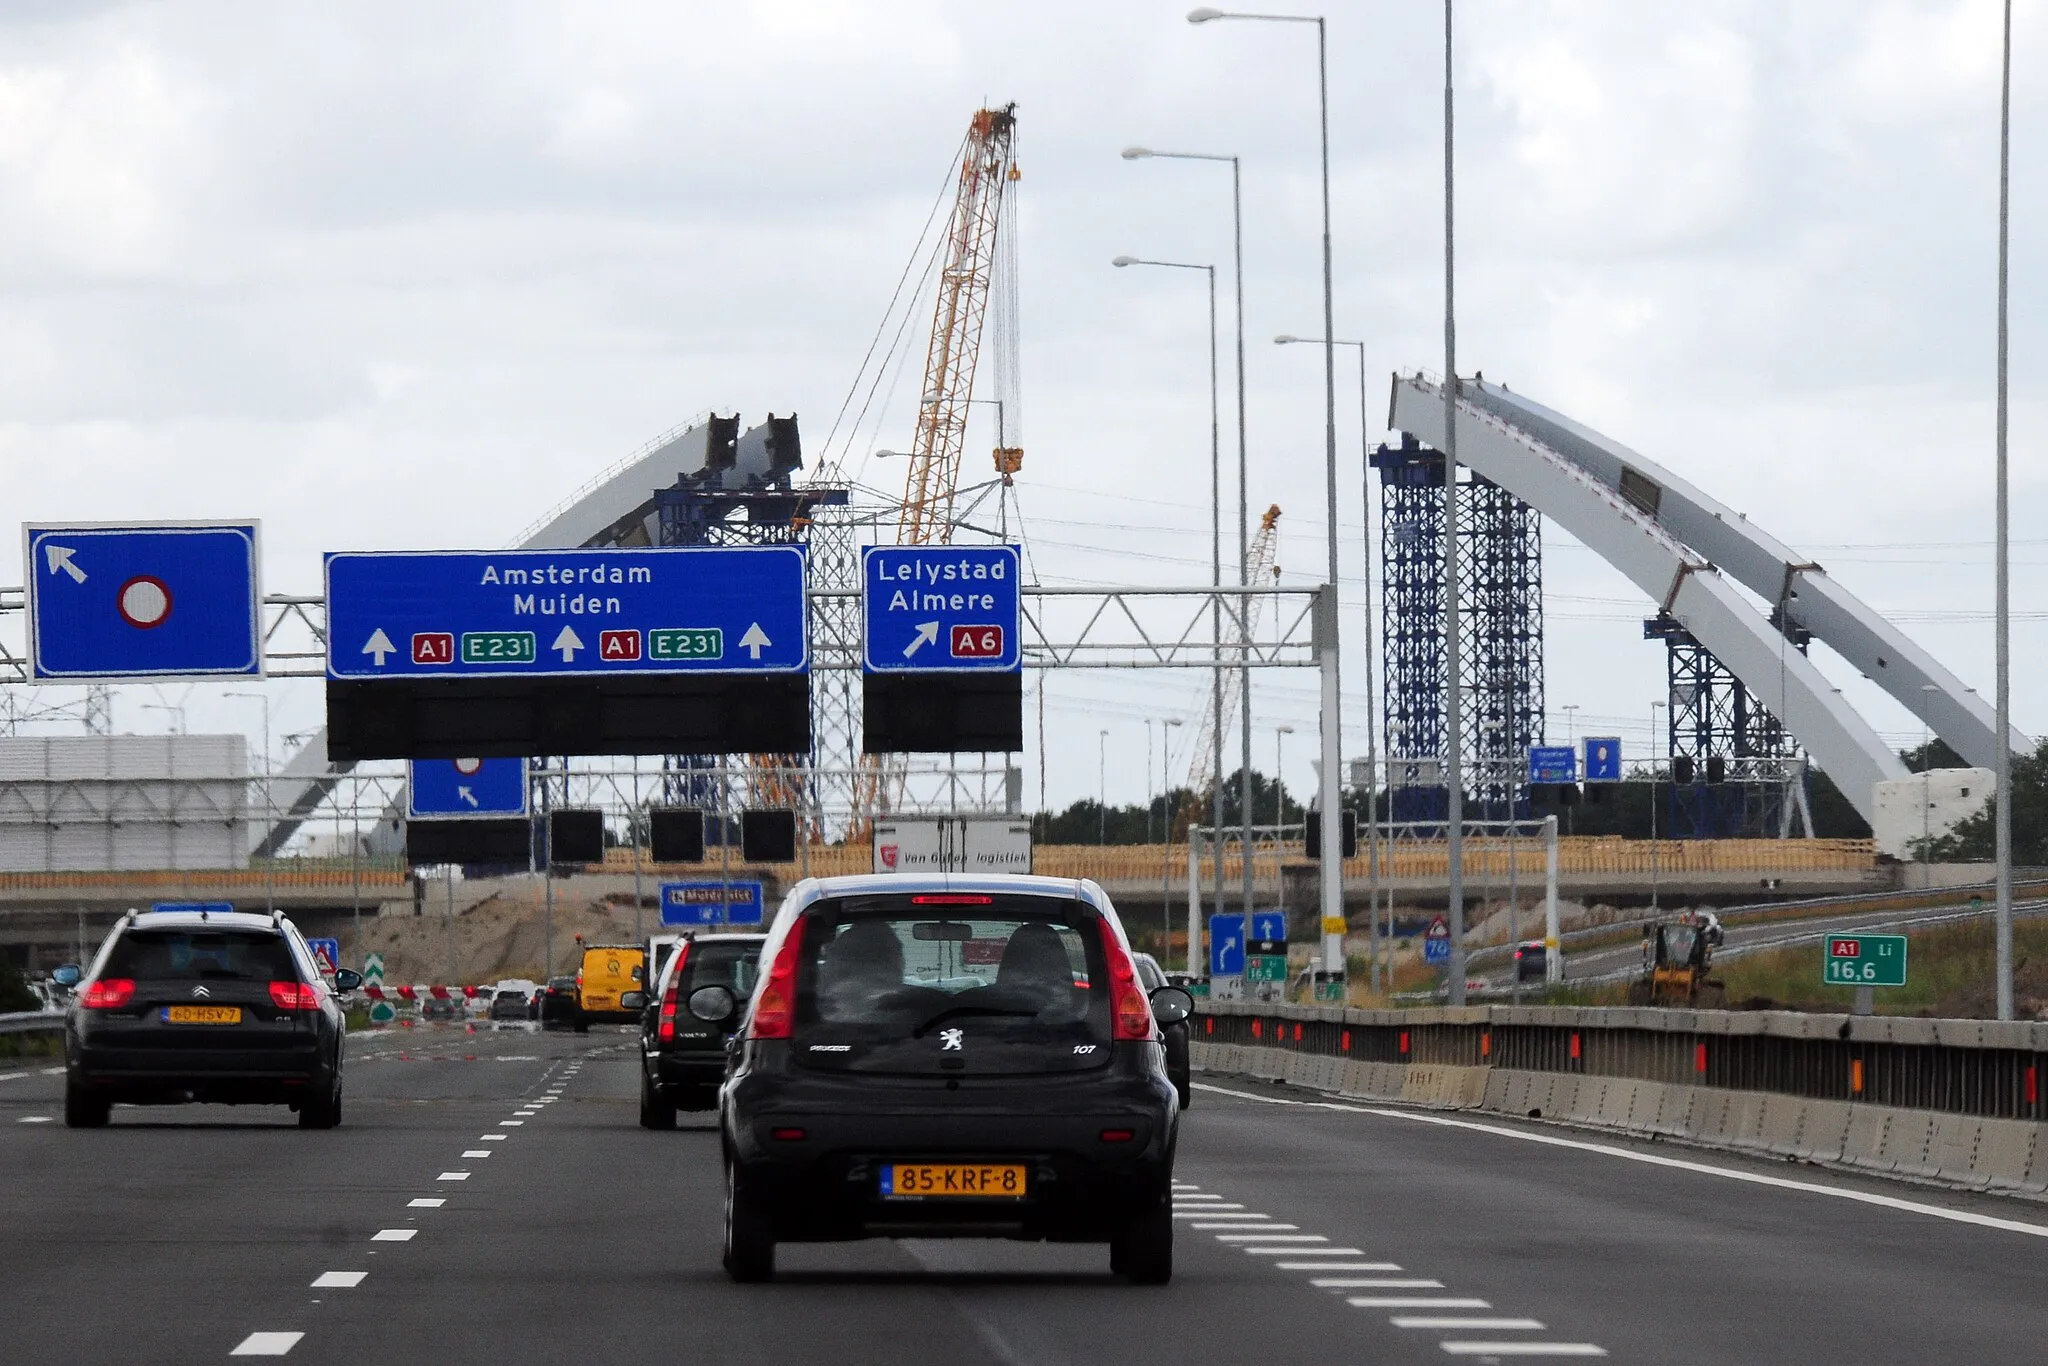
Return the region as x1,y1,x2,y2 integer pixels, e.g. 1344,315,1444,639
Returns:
739,623,771,660
43,545,86,584
552,626,583,662
457,786,478,807
362,629,396,666
903,621,940,659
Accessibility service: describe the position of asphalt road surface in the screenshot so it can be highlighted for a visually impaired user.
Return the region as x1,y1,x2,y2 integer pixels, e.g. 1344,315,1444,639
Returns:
6,1025,2047,1363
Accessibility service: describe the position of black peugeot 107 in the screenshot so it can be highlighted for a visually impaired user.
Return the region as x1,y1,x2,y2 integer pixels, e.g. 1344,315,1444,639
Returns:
63,908,358,1129
719,874,1191,1284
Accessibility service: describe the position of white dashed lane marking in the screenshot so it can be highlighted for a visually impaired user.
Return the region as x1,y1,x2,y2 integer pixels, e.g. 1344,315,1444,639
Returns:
230,1331,303,1356
461,1150,491,1158
18,1115,53,1124
310,1273,365,1289
370,1229,417,1243
438,1172,469,1181
408,1198,445,1208
1174,1178,1604,1356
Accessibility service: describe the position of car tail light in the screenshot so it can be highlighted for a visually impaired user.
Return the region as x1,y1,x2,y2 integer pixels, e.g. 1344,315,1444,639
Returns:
80,978,134,1009
1094,919,1154,1042
771,1126,806,1142
269,980,321,1011
748,917,808,1040
911,894,993,905
658,941,691,1043
1099,1128,1135,1143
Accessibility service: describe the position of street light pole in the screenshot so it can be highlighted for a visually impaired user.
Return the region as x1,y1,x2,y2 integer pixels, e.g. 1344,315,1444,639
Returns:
1276,332,1384,992
1994,0,2015,1022
1189,1,1344,978
1441,0,1468,1004
227,691,274,914
1112,254,1224,935
1099,728,1111,844
1164,717,1183,960
1120,147,1251,922
1650,700,1667,914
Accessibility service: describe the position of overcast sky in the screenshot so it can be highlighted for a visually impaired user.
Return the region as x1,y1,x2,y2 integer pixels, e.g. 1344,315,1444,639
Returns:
0,0,2040,819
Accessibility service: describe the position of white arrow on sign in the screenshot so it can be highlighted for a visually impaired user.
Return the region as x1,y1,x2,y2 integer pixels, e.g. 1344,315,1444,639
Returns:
903,621,940,659
362,629,396,666
43,545,86,584
552,626,583,661
457,786,478,808
739,623,771,660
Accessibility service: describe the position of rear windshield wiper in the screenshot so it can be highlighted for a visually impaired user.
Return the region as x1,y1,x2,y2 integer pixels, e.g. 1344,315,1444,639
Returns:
911,1004,1040,1037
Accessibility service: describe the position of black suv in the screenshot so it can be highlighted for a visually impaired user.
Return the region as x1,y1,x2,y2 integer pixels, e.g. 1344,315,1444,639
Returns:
64,908,359,1129
638,932,766,1129
719,875,1190,1284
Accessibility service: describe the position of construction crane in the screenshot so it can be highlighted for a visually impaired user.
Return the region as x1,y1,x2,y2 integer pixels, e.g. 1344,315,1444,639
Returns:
1183,505,1284,822
896,104,1021,545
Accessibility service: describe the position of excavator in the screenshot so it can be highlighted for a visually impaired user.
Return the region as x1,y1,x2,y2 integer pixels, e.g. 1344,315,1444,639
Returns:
1627,914,1728,1008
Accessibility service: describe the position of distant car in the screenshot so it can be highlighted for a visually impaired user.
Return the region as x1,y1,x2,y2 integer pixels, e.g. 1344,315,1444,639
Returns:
489,989,531,1022
1513,941,1549,983
572,942,647,1032
540,976,578,1028
421,996,459,1022
1133,952,1190,1109
638,933,766,1129
63,908,358,1129
719,874,1190,1284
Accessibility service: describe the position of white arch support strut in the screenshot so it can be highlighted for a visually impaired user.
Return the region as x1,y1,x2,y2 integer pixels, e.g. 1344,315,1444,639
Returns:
1452,378,2028,772
1390,374,1909,825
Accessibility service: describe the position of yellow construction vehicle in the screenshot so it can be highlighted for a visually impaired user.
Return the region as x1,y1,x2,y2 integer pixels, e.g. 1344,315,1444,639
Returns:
1627,916,1728,1008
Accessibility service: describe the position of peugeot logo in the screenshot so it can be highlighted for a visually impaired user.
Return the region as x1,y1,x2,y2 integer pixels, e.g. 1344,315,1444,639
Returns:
190,985,211,998
939,1027,964,1051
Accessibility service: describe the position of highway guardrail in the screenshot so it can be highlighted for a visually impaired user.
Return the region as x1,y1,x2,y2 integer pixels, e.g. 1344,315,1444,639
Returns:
0,1011,64,1037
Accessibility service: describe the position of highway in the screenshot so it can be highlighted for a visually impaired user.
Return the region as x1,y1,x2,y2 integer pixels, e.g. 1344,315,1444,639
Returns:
4,1026,2048,1362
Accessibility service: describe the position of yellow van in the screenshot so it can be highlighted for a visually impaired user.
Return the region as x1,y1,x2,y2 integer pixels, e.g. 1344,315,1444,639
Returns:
573,941,647,1032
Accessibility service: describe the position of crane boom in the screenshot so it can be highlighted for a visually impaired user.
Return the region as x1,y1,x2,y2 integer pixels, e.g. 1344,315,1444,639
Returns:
897,104,1019,545
1186,505,1283,804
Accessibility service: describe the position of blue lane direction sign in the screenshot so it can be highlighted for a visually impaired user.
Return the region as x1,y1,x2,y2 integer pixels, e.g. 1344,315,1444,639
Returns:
660,880,765,927
407,758,529,820
1584,737,1623,782
1528,745,1578,785
324,546,807,680
1250,910,1287,943
861,544,1021,673
25,522,261,680
1209,913,1246,977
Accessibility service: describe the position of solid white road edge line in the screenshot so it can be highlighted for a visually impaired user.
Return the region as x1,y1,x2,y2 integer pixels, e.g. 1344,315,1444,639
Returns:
1192,1081,2048,1242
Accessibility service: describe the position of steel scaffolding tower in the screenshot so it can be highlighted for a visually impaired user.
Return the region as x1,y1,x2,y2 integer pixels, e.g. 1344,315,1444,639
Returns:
1645,612,1809,837
1370,435,1545,824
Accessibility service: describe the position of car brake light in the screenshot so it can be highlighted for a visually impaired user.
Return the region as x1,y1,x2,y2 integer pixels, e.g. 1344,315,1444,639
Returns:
80,978,134,1009
268,980,321,1011
658,940,691,1043
771,1126,806,1141
910,894,994,905
748,916,808,1040
1100,1128,1135,1143
1094,918,1154,1042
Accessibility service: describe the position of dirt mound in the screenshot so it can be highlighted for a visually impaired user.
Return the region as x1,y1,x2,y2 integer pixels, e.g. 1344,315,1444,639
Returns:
354,879,662,985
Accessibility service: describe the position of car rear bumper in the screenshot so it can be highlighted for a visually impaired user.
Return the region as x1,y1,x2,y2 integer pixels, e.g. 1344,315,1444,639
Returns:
68,1040,331,1102
725,1069,1176,1242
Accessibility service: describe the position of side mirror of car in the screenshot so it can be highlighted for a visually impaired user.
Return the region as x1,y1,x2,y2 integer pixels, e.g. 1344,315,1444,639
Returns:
1148,985,1194,1026
333,969,364,992
620,991,647,1011
688,985,738,1023
52,964,81,988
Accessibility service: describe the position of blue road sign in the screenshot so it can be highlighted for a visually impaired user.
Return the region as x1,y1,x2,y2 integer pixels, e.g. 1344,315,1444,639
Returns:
1209,913,1246,977
660,880,765,926
24,523,261,680
1528,745,1578,784
407,758,529,820
306,938,342,975
861,544,1021,673
1250,910,1287,942
324,546,807,680
149,901,236,915
1584,737,1623,782
1423,916,1452,966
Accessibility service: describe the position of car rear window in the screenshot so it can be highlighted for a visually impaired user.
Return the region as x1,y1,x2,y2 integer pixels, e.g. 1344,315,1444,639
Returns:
790,894,1111,1076
103,929,298,982
681,940,761,1000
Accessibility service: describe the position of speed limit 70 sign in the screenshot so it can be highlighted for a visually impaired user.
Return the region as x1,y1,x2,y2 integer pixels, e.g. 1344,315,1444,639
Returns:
1823,933,1907,988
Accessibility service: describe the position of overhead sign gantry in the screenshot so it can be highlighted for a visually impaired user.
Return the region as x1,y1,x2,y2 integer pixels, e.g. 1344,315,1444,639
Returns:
860,544,1022,753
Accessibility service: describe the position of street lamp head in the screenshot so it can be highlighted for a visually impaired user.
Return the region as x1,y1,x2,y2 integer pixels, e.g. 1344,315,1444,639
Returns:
1111,255,1138,267
1273,334,1303,344
1187,6,1227,21
872,448,910,460
1120,146,1154,160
